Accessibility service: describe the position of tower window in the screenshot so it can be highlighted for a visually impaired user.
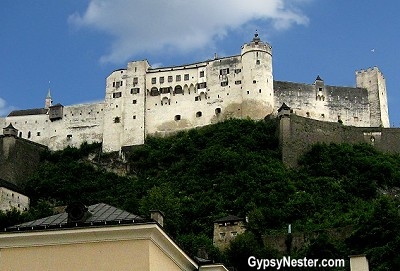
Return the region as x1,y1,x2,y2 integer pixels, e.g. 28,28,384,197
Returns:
235,80,242,85
253,80,256,84
114,117,120,123
113,92,122,98
174,115,181,121
196,111,202,117
221,81,228,87
133,77,138,84
215,108,221,114
133,100,137,104
256,60,260,65
131,88,140,94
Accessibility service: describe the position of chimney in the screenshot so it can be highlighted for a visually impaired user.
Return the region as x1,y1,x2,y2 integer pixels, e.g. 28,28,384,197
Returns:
150,210,164,227
349,255,369,271
66,202,91,224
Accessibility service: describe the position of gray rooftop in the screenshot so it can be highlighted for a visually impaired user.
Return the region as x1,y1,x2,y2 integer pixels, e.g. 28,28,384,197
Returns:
7,108,48,117
9,203,145,231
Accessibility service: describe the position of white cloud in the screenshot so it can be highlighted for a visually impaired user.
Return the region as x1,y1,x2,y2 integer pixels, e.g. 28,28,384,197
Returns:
0,98,15,117
69,0,310,64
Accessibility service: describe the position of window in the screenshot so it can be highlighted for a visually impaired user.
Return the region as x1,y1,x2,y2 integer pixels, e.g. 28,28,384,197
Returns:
253,80,257,84
174,85,183,94
160,87,171,94
151,77,156,84
176,75,181,81
200,71,205,77
133,115,136,119
197,82,207,89
115,81,123,88
234,68,241,73
114,117,120,123
247,91,250,94
113,92,122,98
131,88,140,94
133,100,137,104
215,108,221,114
231,232,238,237
235,80,241,85
306,112,310,117
256,60,260,65
220,68,229,75
67,134,72,140
259,89,262,93
28,131,31,138
221,81,228,87
196,111,202,117
150,87,159,96
184,74,189,81
168,75,173,82
159,76,164,84
133,77,138,84
219,232,226,240
37,132,41,136
195,96,200,101
174,115,181,121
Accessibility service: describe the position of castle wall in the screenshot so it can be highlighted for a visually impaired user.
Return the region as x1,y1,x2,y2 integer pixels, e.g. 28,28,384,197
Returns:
2,103,104,151
280,115,400,168
0,135,47,186
274,81,371,127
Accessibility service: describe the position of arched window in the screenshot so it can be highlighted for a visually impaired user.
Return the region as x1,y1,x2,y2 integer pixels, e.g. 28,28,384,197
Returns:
150,87,159,96
174,85,183,94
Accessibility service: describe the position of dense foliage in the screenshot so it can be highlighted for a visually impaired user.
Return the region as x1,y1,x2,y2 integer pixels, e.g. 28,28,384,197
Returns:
3,118,400,270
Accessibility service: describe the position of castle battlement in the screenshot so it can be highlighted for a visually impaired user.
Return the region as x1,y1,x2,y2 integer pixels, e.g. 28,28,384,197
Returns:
1,32,390,152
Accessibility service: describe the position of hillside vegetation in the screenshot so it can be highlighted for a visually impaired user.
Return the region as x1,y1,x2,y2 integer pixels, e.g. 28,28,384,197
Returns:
2,118,400,270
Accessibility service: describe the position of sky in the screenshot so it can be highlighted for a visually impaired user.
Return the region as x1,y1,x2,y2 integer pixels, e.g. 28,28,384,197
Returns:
1,0,399,126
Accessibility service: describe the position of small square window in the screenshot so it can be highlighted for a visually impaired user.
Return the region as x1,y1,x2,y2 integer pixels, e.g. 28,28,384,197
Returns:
200,71,205,77
159,76,164,84
184,74,189,81
133,115,136,119
133,100,137,104
176,75,181,81
133,77,138,84
168,76,173,82
174,115,181,121
151,77,156,84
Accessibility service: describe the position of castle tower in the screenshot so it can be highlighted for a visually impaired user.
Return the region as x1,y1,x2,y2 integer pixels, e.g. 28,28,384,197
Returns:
356,67,390,127
102,60,150,152
240,32,274,119
45,88,52,109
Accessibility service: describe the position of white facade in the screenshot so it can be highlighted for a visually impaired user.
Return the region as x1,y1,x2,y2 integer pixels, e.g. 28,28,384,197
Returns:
0,33,390,152
0,187,29,212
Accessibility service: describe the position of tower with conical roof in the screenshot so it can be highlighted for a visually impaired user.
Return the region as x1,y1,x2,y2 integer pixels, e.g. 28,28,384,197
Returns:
45,87,52,109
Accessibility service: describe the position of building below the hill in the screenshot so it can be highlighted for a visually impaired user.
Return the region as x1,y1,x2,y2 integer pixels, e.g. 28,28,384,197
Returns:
0,202,227,271
0,32,390,153
0,178,29,212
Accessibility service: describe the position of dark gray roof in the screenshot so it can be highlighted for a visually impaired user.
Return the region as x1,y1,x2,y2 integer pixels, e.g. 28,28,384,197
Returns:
214,215,244,223
0,178,22,194
7,108,48,117
9,203,145,231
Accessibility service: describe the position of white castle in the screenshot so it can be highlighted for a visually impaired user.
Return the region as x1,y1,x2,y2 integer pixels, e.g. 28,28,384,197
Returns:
1,33,390,152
